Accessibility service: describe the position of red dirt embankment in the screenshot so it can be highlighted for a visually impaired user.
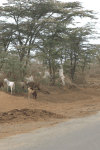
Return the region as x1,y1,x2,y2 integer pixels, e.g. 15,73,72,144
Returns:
0,86,100,138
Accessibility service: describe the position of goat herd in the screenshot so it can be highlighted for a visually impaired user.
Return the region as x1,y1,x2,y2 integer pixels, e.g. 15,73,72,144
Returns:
0,65,65,99
0,76,40,99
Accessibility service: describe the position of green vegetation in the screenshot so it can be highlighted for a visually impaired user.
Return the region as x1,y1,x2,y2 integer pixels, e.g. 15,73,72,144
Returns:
0,0,99,84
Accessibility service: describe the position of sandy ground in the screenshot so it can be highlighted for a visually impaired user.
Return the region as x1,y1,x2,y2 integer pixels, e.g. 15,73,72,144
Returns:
0,84,100,139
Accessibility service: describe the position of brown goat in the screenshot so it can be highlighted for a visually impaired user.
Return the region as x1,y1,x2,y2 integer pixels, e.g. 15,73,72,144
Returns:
28,87,37,99
0,82,4,88
27,82,40,91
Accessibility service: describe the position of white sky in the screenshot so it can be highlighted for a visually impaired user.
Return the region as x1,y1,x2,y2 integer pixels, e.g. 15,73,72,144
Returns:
0,0,100,44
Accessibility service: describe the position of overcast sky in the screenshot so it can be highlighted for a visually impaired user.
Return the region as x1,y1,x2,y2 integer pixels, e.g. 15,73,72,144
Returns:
0,0,100,44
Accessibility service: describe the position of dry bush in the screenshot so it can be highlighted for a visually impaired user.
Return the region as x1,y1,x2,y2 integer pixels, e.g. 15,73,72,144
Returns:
73,74,86,85
85,63,100,78
65,82,79,90
80,63,100,88
64,75,71,83
25,61,45,81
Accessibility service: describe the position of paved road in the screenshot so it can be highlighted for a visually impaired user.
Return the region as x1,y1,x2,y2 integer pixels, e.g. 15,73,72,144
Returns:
0,112,100,150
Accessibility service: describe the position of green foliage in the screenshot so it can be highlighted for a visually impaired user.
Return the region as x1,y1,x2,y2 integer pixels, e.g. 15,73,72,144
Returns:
15,82,28,93
2,54,26,81
0,51,8,70
0,0,98,84
54,81,62,87
41,78,50,85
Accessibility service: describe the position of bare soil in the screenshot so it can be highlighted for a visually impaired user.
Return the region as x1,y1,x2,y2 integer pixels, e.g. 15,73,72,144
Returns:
0,81,100,139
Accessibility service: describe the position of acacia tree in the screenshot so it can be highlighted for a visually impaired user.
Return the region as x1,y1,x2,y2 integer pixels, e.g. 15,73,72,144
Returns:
0,0,58,76
0,0,97,82
35,1,97,83
35,21,65,84
61,24,97,81
93,45,100,66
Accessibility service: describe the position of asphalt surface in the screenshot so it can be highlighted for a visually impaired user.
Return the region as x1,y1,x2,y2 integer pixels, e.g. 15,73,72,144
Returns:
0,112,100,150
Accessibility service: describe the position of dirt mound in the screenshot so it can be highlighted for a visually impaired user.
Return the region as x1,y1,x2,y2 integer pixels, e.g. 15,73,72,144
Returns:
1,84,100,139
0,108,66,124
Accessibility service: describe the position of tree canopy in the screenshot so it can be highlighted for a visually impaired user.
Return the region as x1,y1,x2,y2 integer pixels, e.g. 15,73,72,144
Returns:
0,0,98,82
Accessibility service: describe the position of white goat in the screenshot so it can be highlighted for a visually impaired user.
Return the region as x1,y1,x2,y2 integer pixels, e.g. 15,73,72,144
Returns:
4,78,15,94
59,65,65,86
43,71,50,78
25,75,34,83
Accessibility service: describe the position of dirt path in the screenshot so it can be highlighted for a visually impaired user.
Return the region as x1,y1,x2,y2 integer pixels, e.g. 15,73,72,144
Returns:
0,87,100,138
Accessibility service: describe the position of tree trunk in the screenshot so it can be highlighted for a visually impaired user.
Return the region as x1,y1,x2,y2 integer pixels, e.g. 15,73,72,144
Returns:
49,60,52,82
52,67,55,85
71,66,75,81
70,54,76,81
